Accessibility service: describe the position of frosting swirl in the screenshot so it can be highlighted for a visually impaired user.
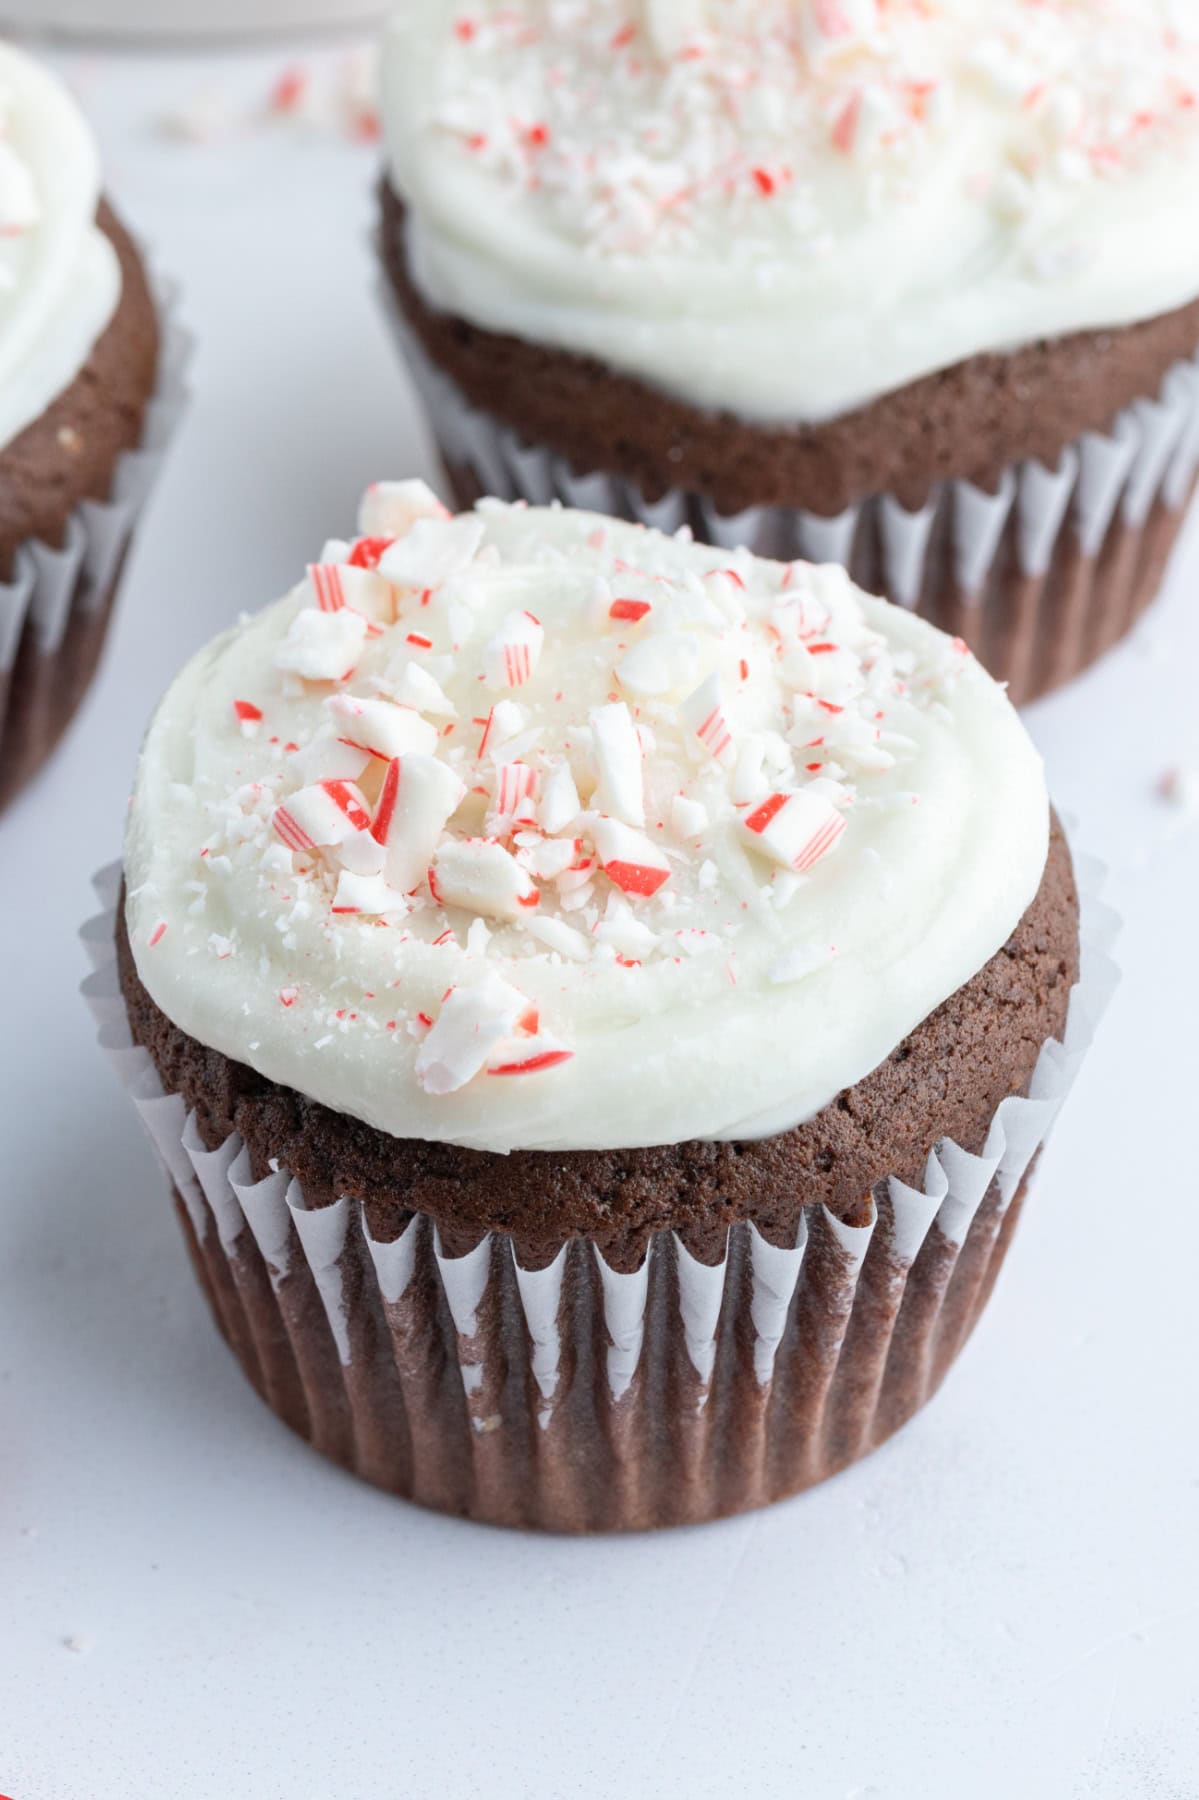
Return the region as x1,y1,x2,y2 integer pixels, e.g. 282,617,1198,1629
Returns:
0,44,121,452
383,0,1199,424
124,483,1048,1154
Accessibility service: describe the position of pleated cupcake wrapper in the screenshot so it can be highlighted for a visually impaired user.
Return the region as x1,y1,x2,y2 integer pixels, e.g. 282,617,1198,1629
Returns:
382,281,1199,703
83,853,1117,1530
0,268,191,805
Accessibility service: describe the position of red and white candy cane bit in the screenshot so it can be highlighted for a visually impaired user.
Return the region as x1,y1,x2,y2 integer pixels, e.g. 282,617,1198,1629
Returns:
232,698,263,724
679,673,734,763
515,834,575,881
275,605,368,682
393,660,456,718
307,561,395,625
347,535,395,570
740,789,846,873
609,598,652,623
831,90,862,155
537,761,580,835
147,921,168,948
591,700,646,828
431,837,541,922
378,513,485,591
321,779,372,835
273,803,317,855
274,778,376,863
357,478,450,540
415,972,529,1095
308,562,347,613
370,753,466,894
593,817,671,899
483,609,544,690
492,760,539,824
326,693,439,761
487,1037,574,1077
371,758,400,845
802,0,874,59
476,706,496,758
332,869,407,918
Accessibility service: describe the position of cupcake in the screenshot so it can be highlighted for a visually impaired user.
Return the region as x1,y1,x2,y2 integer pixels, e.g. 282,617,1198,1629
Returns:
93,480,1104,1531
377,1,1199,706
0,42,186,813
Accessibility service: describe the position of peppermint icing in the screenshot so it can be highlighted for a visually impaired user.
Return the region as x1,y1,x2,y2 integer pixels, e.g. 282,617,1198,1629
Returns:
383,0,1199,424
0,44,121,452
124,483,1048,1154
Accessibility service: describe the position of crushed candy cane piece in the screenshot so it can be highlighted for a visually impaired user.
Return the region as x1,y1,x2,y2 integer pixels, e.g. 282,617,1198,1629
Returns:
609,598,652,623
379,515,485,591
306,561,395,624
276,779,370,845
326,693,439,760
521,914,590,960
483,610,544,689
289,733,370,786
487,1035,574,1077
591,701,645,827
537,762,581,835
490,761,539,826
391,660,457,716
358,478,449,539
616,631,704,699
679,672,734,764
593,817,671,898
275,607,368,681
671,795,708,838
515,834,577,880
739,789,847,873
332,870,408,917
415,973,528,1094
432,838,540,920
371,753,466,891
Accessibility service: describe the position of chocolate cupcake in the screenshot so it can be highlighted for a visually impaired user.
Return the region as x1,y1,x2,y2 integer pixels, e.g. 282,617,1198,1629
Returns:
0,42,186,814
377,1,1199,705
91,482,1107,1530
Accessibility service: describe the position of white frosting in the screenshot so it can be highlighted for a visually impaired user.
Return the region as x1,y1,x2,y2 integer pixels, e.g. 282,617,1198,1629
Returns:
0,45,121,451
383,0,1199,424
124,485,1049,1154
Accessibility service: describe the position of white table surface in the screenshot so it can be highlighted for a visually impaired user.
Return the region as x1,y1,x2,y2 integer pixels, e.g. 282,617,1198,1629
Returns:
1,39,1197,1800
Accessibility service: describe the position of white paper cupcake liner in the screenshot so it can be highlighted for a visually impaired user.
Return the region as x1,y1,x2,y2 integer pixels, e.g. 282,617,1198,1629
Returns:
83,847,1117,1531
381,281,1199,705
0,265,191,810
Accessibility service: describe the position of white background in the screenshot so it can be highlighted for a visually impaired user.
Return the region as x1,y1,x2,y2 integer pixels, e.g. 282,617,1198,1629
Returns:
1,37,1197,1800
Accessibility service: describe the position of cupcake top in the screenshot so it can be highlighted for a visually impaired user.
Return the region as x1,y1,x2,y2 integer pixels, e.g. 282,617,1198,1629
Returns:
383,0,1199,423
0,43,121,450
125,482,1048,1153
